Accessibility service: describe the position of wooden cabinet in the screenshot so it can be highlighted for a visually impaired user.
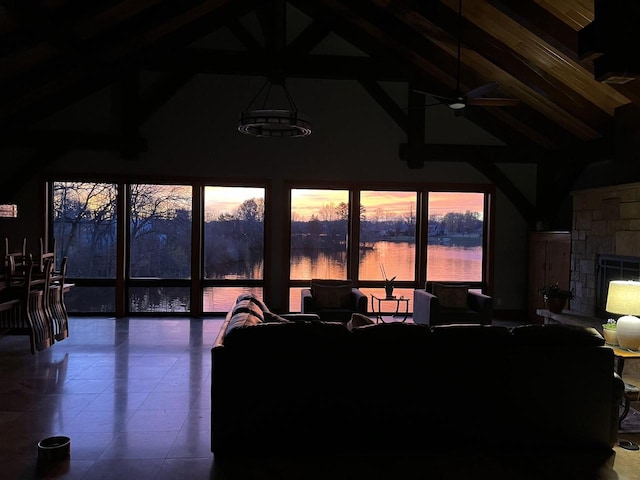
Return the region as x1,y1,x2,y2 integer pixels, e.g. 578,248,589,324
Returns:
528,231,571,323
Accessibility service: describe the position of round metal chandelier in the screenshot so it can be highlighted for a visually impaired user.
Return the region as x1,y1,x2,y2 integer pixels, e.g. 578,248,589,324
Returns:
238,78,312,138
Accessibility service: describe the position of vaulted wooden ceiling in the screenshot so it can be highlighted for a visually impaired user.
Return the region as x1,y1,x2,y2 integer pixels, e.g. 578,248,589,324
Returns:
1,0,639,224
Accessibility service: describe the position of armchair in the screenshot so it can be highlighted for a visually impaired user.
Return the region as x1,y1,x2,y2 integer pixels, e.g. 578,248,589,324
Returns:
301,279,368,322
413,281,493,327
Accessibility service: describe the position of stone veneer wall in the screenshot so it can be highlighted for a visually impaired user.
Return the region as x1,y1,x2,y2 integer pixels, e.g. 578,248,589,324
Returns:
571,182,640,316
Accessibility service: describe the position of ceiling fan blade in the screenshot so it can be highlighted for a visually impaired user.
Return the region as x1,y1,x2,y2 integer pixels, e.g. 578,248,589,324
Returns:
465,81,498,99
466,97,520,107
411,89,452,102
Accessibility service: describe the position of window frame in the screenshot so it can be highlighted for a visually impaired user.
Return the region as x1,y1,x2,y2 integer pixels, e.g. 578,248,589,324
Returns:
283,181,495,312
47,176,493,316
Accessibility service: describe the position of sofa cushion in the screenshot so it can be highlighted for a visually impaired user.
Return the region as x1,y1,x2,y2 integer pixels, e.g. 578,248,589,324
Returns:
232,299,265,320
235,293,269,312
224,311,262,337
432,283,469,309
311,281,352,309
223,319,350,350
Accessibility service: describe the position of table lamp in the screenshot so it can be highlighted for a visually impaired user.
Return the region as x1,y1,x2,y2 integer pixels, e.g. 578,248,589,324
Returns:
605,280,640,351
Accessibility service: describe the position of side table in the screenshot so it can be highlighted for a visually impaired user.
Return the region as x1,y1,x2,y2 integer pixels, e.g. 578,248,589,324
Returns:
371,294,409,323
609,346,640,426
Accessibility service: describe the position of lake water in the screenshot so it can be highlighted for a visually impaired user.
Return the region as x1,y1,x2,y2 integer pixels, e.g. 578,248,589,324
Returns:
202,241,482,312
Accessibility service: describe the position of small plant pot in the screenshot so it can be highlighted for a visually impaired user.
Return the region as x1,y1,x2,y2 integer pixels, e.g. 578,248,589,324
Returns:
545,297,566,314
602,327,618,346
385,285,394,298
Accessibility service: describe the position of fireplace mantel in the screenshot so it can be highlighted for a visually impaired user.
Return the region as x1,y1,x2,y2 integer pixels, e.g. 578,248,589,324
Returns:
536,309,603,331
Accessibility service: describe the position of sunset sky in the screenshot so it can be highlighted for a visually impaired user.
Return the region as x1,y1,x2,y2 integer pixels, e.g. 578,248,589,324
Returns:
203,186,484,220
291,189,484,220
204,186,265,220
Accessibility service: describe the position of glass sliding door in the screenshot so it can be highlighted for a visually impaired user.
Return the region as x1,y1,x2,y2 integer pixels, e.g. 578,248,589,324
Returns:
203,186,265,312
289,188,349,310
426,192,484,283
129,184,192,313
52,181,118,313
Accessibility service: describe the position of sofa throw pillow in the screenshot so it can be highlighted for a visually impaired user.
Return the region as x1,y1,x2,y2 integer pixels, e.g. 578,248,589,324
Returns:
232,300,265,321
432,283,469,309
311,282,352,309
347,312,374,331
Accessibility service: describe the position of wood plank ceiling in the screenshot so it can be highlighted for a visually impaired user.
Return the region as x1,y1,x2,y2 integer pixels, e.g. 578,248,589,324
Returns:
1,0,639,225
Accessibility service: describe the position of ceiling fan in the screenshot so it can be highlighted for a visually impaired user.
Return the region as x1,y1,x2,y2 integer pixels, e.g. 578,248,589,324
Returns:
413,0,519,114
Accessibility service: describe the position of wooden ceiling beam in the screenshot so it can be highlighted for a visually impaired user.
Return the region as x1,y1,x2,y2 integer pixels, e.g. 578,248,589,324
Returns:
287,20,331,55
142,50,408,80
139,72,195,123
398,144,541,164
472,158,538,227
436,0,628,116
487,0,592,56
2,0,81,55
358,79,409,136
398,143,538,223
226,17,263,52
291,0,535,149
391,0,617,142
0,130,147,152
319,0,591,148
0,0,251,136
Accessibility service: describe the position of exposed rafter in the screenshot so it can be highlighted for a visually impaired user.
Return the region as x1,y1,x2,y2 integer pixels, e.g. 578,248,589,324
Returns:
2,0,640,218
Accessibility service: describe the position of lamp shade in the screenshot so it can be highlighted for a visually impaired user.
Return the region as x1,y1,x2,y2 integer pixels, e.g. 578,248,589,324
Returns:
606,280,640,351
605,280,640,315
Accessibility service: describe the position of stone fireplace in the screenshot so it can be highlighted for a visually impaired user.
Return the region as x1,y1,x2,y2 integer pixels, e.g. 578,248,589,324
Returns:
571,182,640,318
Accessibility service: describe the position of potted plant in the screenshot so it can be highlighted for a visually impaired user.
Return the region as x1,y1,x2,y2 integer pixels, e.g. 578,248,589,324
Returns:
380,263,396,298
538,283,574,313
602,318,618,345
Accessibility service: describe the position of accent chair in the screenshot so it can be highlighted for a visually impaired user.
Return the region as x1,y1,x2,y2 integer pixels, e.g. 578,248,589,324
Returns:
301,279,368,322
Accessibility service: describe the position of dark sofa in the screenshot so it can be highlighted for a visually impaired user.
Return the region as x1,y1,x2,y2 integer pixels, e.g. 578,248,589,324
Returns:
211,294,623,460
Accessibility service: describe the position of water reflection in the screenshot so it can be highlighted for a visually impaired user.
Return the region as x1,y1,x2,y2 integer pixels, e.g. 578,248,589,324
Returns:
203,242,482,311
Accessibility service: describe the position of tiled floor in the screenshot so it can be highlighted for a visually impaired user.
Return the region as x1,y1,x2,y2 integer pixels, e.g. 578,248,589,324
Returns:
0,317,639,479
0,317,220,479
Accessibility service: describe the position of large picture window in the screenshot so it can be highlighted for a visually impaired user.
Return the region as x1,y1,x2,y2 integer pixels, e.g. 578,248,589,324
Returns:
289,188,349,310
203,186,265,312
50,179,491,316
290,188,350,280
359,191,417,282
426,192,484,282
53,181,118,313
128,184,192,313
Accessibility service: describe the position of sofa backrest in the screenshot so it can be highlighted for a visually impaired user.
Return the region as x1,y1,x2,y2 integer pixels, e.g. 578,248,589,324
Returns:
309,279,354,309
